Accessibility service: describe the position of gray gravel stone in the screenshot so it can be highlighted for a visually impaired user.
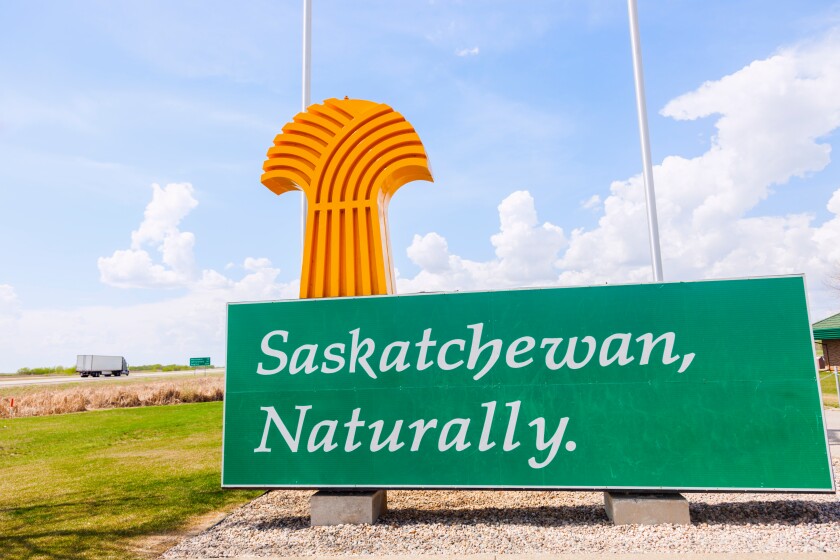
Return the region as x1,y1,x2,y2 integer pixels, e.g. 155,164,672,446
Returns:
162,460,840,557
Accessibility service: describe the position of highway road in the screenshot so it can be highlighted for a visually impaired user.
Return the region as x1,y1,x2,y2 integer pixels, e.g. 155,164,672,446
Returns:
0,368,225,388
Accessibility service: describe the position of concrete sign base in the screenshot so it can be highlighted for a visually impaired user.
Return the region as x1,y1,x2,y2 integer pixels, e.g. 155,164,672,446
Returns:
310,490,388,526
603,492,690,525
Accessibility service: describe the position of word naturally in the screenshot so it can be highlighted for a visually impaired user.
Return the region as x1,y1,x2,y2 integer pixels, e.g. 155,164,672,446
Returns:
254,400,575,469
255,323,696,380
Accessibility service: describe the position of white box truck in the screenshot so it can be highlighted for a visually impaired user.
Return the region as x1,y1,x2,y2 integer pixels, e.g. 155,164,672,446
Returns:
76,355,129,377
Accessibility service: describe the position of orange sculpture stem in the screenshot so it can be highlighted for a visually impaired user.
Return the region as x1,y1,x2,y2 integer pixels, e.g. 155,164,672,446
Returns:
261,98,434,298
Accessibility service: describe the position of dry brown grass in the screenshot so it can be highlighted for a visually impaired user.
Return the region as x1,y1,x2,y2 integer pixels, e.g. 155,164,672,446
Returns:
0,376,224,418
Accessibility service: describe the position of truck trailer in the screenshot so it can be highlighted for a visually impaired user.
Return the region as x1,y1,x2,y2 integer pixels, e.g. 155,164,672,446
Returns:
76,355,129,377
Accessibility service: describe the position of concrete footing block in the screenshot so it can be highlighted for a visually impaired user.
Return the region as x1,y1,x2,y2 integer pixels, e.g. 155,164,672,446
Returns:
310,490,387,526
603,492,690,525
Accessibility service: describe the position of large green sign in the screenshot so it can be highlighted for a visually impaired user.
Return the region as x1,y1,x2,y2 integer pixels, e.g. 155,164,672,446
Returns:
222,276,833,491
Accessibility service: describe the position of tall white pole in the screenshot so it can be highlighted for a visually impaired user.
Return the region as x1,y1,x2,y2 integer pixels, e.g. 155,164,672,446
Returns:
627,0,664,282
301,0,312,253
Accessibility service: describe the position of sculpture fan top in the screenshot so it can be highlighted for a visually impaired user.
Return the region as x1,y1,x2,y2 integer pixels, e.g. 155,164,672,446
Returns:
261,97,433,205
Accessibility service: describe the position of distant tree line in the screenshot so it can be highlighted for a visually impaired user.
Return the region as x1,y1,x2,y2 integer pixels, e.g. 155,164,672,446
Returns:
16,366,76,375
129,364,206,372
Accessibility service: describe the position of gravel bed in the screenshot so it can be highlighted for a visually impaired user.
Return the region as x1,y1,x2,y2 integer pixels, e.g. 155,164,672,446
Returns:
163,460,840,557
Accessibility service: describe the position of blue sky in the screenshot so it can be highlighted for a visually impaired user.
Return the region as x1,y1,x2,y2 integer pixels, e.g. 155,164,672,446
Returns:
2,1,840,371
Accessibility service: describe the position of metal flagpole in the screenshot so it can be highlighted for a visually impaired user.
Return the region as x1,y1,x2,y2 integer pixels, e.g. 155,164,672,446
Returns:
301,0,312,253
627,0,664,282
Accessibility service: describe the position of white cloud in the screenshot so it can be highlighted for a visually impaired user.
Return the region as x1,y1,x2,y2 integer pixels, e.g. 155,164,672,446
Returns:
98,183,198,288
492,191,567,282
398,191,566,293
96,249,185,289
406,232,450,274
581,194,601,210
243,257,272,272
455,46,480,57
130,182,197,248
399,30,840,320
0,284,20,317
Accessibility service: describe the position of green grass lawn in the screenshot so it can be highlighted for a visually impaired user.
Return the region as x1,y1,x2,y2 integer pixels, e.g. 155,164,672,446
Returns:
0,402,260,559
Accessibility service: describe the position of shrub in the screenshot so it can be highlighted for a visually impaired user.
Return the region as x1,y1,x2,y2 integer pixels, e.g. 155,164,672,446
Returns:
0,377,225,418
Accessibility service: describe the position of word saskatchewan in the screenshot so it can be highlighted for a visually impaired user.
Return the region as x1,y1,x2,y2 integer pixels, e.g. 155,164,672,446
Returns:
256,322,696,380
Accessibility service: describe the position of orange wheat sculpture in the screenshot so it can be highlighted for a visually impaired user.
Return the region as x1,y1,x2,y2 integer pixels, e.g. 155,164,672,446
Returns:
261,98,434,298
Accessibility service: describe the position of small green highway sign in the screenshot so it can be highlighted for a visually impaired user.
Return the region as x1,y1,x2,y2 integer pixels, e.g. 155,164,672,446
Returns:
222,276,832,491
190,357,211,367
